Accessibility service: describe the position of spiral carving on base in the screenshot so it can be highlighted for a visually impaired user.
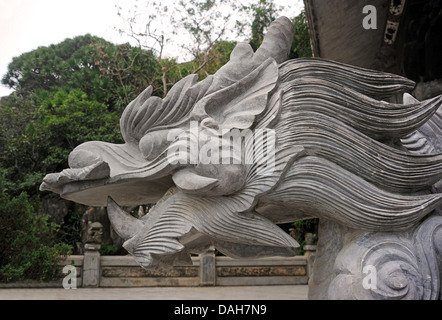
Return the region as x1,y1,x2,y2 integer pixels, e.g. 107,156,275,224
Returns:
328,215,442,300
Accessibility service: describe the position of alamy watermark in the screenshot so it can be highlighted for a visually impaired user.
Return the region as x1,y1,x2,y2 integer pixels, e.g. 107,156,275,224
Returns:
62,265,77,289
362,5,377,30
165,121,276,175
362,264,377,290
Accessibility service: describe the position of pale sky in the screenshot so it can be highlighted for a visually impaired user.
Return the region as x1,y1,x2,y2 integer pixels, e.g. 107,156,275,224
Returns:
0,0,131,96
0,0,303,97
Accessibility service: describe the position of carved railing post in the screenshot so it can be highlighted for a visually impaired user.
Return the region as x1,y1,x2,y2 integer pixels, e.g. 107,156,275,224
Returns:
82,220,103,287
82,243,101,287
199,246,216,286
304,244,317,279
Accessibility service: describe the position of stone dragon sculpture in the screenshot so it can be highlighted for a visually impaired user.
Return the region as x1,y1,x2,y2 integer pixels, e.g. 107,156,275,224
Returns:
41,17,442,299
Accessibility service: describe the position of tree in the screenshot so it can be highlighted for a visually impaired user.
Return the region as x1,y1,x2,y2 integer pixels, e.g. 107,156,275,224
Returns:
247,0,278,51
176,40,237,80
116,0,176,96
289,10,313,59
174,0,240,74
1,35,163,112
0,89,121,197
115,0,242,95
238,1,312,58
92,42,164,109
0,172,71,282
2,35,107,95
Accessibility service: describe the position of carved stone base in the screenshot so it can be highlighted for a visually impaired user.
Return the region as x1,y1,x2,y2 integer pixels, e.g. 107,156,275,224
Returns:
309,215,442,300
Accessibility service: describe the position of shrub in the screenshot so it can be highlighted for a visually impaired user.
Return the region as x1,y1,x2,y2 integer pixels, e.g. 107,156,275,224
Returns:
292,218,318,255
0,175,72,282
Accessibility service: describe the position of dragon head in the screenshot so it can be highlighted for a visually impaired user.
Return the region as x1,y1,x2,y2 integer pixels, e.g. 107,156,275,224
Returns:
40,17,302,269
41,17,442,270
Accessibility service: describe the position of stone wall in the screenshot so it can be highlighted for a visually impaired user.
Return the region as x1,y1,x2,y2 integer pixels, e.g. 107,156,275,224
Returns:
64,249,312,288
0,246,315,288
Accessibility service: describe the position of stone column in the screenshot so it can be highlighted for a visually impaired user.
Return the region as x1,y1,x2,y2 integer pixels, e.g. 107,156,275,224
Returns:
304,244,317,279
199,246,216,286
82,243,101,287
303,232,318,280
82,220,104,287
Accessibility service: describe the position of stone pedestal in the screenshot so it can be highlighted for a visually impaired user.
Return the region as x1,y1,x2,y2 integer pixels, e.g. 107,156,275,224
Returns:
304,244,317,279
199,246,216,286
83,243,101,287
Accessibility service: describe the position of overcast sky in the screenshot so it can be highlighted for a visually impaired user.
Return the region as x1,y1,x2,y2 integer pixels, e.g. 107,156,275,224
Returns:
0,0,303,97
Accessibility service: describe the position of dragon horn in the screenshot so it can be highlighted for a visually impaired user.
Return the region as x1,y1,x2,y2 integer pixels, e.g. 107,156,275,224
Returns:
254,16,295,64
107,197,144,240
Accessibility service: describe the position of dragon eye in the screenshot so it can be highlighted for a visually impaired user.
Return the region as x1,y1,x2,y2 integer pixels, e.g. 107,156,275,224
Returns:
68,148,102,168
139,130,170,160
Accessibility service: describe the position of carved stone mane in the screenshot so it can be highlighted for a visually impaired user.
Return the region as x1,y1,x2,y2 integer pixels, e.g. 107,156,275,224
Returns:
41,17,442,300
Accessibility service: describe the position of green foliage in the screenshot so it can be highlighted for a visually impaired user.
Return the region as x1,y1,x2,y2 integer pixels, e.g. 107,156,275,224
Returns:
1,35,163,112
56,207,83,250
247,0,278,51
0,173,72,282
0,88,122,197
292,218,318,231
3,35,105,93
292,218,318,255
99,242,119,256
0,37,147,275
289,11,313,59
238,1,312,59
36,89,122,150
178,40,237,80
92,42,164,108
